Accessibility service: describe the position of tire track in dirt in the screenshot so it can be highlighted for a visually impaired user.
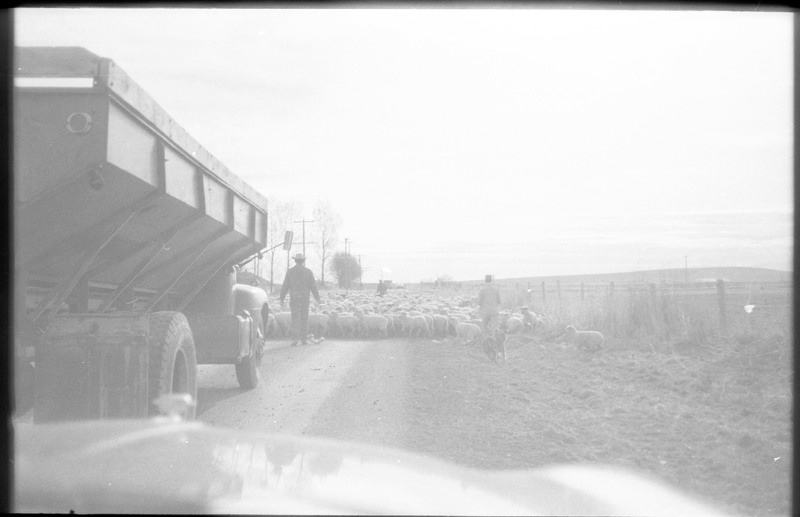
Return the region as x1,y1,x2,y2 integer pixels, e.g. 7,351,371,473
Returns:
196,341,371,434
303,339,413,449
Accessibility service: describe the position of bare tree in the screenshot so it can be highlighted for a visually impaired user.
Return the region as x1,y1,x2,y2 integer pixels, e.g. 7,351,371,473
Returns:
312,199,342,288
267,198,303,293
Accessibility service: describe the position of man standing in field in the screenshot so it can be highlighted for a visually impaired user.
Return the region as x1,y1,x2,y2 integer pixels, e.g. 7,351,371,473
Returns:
280,253,321,346
478,274,501,333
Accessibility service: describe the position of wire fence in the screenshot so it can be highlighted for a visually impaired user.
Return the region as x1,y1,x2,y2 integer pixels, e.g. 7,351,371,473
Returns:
413,279,792,346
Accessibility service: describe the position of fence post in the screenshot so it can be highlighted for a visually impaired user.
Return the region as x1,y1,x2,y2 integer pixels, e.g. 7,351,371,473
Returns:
717,279,728,337
649,283,657,334
606,282,616,334
541,281,546,306
581,282,585,303
557,280,562,304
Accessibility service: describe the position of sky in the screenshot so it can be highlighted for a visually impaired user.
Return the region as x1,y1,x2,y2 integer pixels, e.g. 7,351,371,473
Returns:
13,6,794,283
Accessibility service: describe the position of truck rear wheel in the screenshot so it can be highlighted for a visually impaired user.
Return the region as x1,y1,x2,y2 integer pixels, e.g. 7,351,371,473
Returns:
148,311,197,419
235,345,261,389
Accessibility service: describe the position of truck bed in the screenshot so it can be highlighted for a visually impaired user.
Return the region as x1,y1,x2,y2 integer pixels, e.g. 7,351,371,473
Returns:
14,47,269,316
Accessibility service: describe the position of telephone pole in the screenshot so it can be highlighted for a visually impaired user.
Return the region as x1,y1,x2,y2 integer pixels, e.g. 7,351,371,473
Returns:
293,218,315,256
358,254,362,289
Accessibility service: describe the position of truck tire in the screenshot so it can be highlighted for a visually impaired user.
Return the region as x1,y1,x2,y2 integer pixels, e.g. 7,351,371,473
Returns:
148,311,197,419
235,345,261,390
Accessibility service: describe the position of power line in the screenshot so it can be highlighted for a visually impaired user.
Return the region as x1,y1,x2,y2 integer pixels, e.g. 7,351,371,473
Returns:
293,218,315,256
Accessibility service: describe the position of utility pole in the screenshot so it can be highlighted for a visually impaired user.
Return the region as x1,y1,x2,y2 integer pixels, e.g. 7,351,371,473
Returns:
358,254,362,289
293,218,315,256
344,238,350,255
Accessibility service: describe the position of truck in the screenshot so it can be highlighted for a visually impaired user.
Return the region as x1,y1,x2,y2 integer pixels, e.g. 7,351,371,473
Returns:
13,46,276,422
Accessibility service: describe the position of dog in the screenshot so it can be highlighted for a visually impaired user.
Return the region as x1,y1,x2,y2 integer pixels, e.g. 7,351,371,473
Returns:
481,329,507,363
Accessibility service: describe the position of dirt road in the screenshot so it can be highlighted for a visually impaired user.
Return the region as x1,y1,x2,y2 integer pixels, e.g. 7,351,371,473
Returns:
196,339,412,449
196,335,792,516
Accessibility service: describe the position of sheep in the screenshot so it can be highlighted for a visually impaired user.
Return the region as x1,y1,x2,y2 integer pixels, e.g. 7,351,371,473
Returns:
520,307,537,333
400,312,431,338
503,316,524,334
564,325,604,351
355,310,389,338
449,312,469,323
447,316,462,336
307,313,330,338
466,318,484,330
431,314,450,338
273,312,292,337
455,322,482,345
265,313,278,338
386,313,404,336
384,314,396,336
329,311,359,338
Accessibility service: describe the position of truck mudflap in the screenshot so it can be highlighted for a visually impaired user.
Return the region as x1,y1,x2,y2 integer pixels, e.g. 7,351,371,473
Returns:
33,313,150,423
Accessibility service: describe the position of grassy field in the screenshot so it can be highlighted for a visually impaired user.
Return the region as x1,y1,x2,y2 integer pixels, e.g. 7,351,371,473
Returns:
386,277,792,515
403,331,792,516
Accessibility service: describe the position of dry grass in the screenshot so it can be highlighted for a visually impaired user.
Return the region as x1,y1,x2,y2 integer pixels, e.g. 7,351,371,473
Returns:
449,282,793,355
403,334,792,516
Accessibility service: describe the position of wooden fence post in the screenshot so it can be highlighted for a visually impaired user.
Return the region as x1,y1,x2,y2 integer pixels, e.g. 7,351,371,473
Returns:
581,282,585,303
717,279,728,337
649,283,657,334
557,280,562,304
541,281,546,306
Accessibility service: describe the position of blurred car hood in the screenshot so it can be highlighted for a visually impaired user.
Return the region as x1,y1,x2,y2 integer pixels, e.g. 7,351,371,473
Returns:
14,418,728,515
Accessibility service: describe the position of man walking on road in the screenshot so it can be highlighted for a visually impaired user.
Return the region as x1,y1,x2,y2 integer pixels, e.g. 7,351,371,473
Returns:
478,274,501,333
280,253,321,346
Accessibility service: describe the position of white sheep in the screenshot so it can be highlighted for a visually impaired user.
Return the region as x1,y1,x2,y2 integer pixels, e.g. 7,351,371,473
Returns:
384,313,396,336
431,314,450,338
273,312,292,337
400,312,431,338
307,313,330,338
447,316,462,336
388,314,404,336
503,316,524,334
265,313,278,337
455,322,482,345
449,312,469,323
330,311,359,338
564,325,605,351
355,310,389,338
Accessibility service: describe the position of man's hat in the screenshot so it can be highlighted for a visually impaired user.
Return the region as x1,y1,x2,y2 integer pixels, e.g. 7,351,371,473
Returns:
293,253,306,261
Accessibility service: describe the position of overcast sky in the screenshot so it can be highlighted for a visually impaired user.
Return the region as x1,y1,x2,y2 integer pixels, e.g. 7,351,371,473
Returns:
13,7,793,283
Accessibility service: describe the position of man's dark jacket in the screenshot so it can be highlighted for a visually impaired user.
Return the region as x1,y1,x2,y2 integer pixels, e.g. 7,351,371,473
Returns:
280,264,320,303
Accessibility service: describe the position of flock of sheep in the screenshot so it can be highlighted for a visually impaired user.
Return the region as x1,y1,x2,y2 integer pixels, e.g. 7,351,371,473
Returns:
264,288,605,353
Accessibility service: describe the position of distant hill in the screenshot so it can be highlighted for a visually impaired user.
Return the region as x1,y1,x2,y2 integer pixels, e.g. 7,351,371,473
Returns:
464,267,791,286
